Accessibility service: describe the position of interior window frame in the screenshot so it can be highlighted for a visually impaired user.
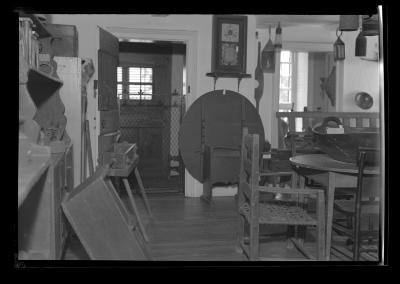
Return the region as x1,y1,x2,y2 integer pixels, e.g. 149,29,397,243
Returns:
117,65,154,100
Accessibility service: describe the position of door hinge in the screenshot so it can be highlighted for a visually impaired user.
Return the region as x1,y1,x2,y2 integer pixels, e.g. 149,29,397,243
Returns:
187,85,190,93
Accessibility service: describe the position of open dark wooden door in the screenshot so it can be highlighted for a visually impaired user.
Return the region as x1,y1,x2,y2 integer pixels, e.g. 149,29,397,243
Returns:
97,27,119,162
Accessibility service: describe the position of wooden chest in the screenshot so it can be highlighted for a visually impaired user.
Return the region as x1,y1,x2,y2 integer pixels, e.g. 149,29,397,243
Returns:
102,142,137,169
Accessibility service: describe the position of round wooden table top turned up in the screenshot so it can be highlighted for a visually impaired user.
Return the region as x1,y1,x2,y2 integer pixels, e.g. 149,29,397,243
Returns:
179,89,265,183
290,154,380,175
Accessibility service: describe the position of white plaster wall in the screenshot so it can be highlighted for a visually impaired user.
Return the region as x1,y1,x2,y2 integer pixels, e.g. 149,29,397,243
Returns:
171,53,184,94
47,14,257,197
170,53,184,158
296,52,308,112
254,29,276,148
256,23,335,147
340,32,380,113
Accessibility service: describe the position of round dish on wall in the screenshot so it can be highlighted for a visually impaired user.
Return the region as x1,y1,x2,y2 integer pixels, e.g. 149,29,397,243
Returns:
355,92,373,110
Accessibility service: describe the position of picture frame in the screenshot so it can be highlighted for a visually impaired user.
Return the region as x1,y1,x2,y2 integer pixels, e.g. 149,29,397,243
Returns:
211,15,248,77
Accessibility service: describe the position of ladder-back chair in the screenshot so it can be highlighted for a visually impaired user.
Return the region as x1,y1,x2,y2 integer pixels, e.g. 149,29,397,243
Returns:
237,132,326,260
332,147,381,261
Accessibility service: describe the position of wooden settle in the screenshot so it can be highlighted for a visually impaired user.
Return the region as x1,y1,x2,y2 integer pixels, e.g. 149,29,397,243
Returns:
276,111,380,149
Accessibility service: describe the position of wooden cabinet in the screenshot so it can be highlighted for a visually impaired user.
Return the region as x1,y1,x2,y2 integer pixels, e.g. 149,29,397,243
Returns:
18,144,74,260
51,144,74,259
18,14,75,261
54,57,82,187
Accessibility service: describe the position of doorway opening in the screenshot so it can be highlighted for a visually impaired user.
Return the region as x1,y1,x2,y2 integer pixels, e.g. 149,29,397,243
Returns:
277,50,335,132
117,39,187,194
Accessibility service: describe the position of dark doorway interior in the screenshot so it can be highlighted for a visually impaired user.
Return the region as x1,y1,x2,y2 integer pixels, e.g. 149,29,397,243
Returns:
117,40,186,193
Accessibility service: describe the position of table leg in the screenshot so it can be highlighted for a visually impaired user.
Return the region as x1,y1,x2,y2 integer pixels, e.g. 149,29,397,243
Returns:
325,172,336,260
297,175,306,246
122,178,149,242
201,179,212,204
287,171,299,249
134,167,153,218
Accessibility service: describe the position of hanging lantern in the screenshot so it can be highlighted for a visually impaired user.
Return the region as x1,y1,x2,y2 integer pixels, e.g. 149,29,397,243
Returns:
274,22,282,49
355,28,367,57
333,29,345,61
339,15,359,31
261,26,275,73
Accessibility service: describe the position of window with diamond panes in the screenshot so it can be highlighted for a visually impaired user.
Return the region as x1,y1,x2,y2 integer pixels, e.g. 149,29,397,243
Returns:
116,66,153,100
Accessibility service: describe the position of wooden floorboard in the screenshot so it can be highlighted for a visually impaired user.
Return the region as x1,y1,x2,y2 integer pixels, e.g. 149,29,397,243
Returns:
63,193,370,261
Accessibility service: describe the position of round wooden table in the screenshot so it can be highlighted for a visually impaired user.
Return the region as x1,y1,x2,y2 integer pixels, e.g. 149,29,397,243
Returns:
179,89,264,202
289,154,380,260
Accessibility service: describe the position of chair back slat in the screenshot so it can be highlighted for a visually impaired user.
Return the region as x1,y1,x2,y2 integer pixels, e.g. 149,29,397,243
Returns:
288,117,296,133
343,117,350,127
369,118,377,128
356,118,363,128
302,117,310,131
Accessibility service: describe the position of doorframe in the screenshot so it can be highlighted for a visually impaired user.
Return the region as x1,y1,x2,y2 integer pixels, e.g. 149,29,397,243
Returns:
105,26,199,197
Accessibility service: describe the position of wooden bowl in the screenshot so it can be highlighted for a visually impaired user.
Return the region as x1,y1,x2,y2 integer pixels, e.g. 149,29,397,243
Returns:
312,116,380,164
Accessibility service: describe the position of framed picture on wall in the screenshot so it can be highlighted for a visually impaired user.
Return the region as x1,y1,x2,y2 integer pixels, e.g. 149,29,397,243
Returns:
211,15,248,77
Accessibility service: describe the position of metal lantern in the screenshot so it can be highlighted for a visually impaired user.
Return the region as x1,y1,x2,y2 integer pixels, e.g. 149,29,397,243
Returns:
274,22,282,49
261,26,275,73
355,28,367,56
333,29,345,61
339,15,359,31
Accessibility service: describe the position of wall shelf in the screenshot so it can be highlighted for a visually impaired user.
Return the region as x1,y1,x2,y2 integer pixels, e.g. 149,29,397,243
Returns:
206,72,251,92
19,13,53,38
206,71,251,79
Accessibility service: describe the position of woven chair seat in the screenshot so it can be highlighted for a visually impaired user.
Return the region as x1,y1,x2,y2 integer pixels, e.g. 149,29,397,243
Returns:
240,200,317,226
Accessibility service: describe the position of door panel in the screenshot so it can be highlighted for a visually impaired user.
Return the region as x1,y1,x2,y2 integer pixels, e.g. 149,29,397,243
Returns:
99,109,120,135
99,27,119,56
98,50,118,110
97,27,119,162
138,126,165,178
120,99,169,179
